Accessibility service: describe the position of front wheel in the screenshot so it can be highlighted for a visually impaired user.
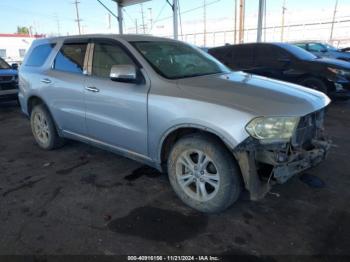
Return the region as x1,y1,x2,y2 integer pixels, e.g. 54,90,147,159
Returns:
299,77,328,94
167,134,242,213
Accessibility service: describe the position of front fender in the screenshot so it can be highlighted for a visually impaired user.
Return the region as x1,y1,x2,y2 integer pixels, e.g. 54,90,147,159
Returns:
154,121,250,166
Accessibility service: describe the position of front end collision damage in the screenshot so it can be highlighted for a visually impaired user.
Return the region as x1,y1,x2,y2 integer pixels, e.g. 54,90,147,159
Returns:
233,110,331,201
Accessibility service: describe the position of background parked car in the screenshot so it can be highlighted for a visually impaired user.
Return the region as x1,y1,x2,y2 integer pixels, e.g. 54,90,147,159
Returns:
209,42,350,98
293,41,350,62
0,57,18,102
341,47,350,53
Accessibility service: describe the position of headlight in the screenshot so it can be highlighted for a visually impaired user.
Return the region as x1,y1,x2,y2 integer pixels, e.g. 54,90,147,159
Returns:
245,116,299,142
328,67,350,77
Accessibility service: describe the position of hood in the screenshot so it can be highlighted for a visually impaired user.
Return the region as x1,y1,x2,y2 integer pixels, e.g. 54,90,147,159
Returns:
311,57,350,69
0,69,17,76
177,72,330,117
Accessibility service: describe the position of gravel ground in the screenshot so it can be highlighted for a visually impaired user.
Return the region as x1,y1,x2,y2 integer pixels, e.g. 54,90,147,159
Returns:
0,100,349,259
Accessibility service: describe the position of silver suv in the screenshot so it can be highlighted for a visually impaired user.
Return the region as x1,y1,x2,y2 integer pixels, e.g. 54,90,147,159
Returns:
19,35,331,213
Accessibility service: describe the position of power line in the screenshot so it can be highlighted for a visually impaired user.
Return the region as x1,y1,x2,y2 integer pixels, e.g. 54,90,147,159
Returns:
149,1,168,32
96,0,119,20
153,0,221,23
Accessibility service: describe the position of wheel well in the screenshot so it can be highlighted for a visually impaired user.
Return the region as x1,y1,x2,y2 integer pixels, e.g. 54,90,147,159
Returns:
298,75,332,92
160,127,232,167
27,96,44,116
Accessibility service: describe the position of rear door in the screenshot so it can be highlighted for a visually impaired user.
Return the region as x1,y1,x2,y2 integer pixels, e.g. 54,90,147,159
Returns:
45,40,89,135
84,39,150,156
232,45,255,71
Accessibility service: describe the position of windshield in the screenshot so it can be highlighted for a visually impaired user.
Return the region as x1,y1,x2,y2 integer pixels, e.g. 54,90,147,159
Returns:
131,41,230,79
0,57,10,69
279,44,317,60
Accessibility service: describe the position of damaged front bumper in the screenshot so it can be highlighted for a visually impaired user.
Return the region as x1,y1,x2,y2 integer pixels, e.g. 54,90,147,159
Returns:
233,110,331,200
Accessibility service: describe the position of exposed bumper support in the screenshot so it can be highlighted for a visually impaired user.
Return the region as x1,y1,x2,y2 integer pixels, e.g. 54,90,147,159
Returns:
234,151,271,200
233,138,331,200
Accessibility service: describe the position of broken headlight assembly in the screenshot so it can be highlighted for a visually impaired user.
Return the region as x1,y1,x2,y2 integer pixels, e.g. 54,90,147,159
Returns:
245,116,300,143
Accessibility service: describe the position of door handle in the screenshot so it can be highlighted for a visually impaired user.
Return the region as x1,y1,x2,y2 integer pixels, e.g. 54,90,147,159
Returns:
85,86,100,93
41,78,52,84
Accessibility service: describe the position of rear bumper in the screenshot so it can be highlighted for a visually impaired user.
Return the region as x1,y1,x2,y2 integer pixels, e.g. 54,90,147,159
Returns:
329,81,350,98
0,90,18,102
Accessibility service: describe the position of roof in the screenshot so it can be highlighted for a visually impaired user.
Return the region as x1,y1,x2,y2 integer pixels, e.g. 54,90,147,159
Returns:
38,34,176,43
209,42,293,50
289,40,324,44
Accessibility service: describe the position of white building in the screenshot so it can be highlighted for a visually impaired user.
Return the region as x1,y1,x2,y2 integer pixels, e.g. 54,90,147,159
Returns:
0,34,45,64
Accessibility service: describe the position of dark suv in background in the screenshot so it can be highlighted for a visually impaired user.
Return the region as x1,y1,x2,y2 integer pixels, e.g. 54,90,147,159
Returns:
209,43,350,98
293,41,350,62
0,57,18,102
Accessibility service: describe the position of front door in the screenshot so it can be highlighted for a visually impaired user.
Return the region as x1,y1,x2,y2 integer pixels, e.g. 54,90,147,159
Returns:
84,40,150,156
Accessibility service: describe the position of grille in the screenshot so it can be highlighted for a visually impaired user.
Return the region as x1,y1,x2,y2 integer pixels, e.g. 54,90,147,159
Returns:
0,82,17,90
292,109,325,149
0,76,13,82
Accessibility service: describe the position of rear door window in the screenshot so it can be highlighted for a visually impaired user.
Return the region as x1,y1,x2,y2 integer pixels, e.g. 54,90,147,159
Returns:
53,43,87,74
26,43,55,67
234,45,255,69
255,45,290,66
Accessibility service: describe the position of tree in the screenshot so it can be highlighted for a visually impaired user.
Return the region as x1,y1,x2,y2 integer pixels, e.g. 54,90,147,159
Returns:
17,26,29,35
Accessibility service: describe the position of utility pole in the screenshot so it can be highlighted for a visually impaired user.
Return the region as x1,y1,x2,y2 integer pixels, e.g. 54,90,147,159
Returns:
173,0,179,40
148,8,153,31
281,0,286,42
203,0,207,47
234,0,237,44
330,0,338,43
140,3,146,34
54,13,61,36
107,13,111,30
239,0,245,43
73,0,82,35
257,0,265,42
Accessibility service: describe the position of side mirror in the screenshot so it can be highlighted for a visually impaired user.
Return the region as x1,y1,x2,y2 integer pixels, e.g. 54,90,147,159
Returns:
110,64,137,83
11,63,19,70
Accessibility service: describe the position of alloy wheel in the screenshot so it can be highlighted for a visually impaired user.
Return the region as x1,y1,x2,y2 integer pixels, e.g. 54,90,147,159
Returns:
175,149,220,202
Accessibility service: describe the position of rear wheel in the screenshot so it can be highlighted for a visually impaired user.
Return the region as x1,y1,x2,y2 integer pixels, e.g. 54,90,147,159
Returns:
299,77,328,94
167,134,242,213
30,104,65,150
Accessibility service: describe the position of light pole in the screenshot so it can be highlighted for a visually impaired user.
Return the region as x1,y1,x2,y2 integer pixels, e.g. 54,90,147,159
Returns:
257,0,265,42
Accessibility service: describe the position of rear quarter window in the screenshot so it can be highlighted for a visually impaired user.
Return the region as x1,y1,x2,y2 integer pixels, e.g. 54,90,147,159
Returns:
25,43,55,67
53,43,87,74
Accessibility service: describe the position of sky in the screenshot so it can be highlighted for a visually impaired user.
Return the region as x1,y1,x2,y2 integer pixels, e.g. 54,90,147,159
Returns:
0,0,346,37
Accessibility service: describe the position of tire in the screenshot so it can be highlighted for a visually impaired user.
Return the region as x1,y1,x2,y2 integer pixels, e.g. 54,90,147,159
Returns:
30,104,65,150
299,77,328,94
167,134,242,213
